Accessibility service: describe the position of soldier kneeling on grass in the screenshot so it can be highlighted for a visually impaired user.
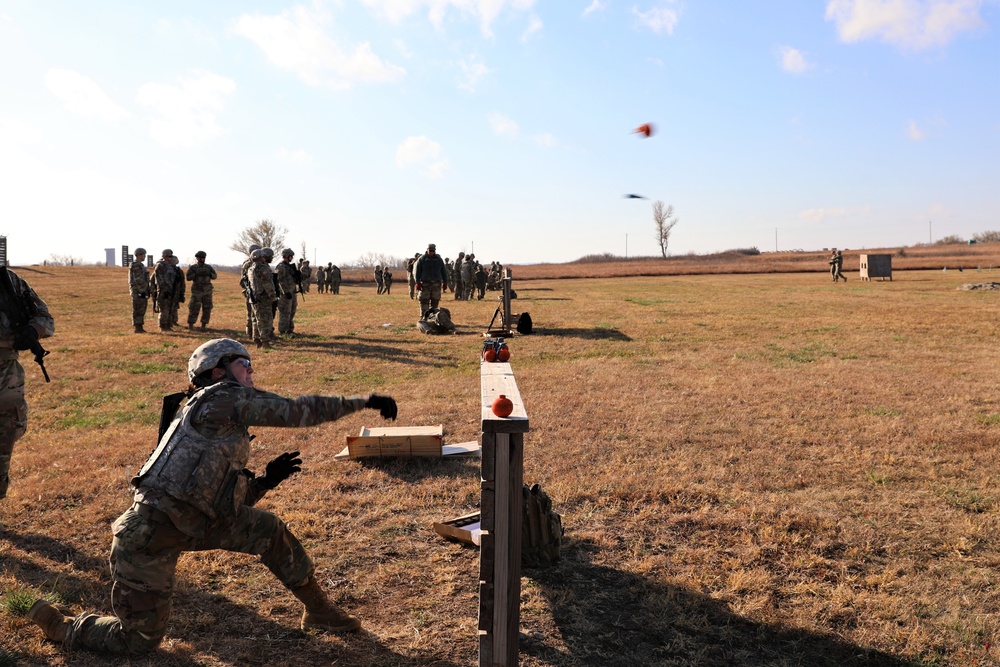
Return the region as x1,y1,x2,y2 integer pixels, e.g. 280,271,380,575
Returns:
27,338,398,655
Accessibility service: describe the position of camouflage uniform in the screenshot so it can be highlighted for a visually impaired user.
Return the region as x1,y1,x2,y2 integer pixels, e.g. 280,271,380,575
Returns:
314,265,326,294
299,262,312,293
240,252,258,337
328,265,340,294
414,245,448,317
152,252,176,331
60,381,372,654
474,264,487,300
406,255,419,299
382,270,392,295
129,251,150,333
186,254,217,329
250,253,277,346
374,266,384,294
168,257,185,328
0,267,54,498
461,256,475,301
452,252,465,300
274,254,298,336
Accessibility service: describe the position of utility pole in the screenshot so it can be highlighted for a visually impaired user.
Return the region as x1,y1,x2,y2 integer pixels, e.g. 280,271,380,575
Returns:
625,233,628,259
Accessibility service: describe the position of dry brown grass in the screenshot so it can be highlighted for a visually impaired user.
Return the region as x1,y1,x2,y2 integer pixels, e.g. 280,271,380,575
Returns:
1,260,998,667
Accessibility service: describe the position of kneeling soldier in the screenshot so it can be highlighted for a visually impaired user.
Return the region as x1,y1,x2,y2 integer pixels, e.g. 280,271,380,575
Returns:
27,338,398,655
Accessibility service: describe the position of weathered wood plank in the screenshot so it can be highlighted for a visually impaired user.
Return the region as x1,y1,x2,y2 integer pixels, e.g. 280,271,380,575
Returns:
480,482,495,532
481,362,529,433
478,582,494,632
481,432,496,482
479,532,495,583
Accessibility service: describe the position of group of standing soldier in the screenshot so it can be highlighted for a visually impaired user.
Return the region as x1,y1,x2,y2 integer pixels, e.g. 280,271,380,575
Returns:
240,246,305,349
829,250,847,282
313,262,341,294
130,249,218,334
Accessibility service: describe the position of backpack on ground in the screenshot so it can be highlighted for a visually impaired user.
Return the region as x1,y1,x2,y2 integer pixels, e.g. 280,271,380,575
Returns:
516,312,532,335
417,307,456,335
521,483,563,567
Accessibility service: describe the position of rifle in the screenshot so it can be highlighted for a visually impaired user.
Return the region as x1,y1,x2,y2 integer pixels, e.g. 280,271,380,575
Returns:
0,266,51,382
291,264,305,301
151,281,160,313
239,275,257,304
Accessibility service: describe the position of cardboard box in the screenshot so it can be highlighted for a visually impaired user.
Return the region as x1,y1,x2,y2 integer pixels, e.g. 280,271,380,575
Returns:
434,511,483,546
333,426,482,461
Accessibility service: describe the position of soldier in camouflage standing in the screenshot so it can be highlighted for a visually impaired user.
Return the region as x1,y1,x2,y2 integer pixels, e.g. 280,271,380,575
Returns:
186,251,217,330
314,264,326,294
406,253,419,299
240,244,262,338
328,264,340,294
274,248,299,337
414,243,449,318
461,254,475,301
474,262,487,300
250,248,277,348
152,250,176,332
374,265,384,295
168,256,185,329
299,261,312,293
383,268,393,295
452,252,465,300
27,338,398,654
0,266,54,499
129,248,150,334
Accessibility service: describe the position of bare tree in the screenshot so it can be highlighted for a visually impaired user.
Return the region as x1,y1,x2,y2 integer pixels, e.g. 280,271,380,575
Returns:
972,230,1000,243
229,219,288,255
348,252,405,270
300,241,308,261
652,201,679,258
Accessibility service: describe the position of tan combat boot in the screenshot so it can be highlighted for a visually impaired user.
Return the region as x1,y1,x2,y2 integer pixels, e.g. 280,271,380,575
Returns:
27,600,71,642
291,578,361,633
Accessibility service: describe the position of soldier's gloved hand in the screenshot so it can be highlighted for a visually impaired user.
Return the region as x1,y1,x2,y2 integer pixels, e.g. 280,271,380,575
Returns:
139,292,149,299
443,283,448,292
365,394,397,421
258,451,302,490
284,292,292,299
415,282,422,291
12,325,39,351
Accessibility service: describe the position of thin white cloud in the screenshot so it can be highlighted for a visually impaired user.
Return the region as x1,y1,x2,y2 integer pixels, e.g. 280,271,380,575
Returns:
396,135,449,178
521,14,543,41
277,147,314,162
780,46,813,74
799,205,874,223
583,1,609,17
394,39,414,58
233,5,405,90
458,55,491,92
489,113,520,138
907,119,926,140
0,116,44,147
825,0,987,50
136,71,235,148
362,0,537,38
45,69,130,121
632,4,681,35
532,132,557,148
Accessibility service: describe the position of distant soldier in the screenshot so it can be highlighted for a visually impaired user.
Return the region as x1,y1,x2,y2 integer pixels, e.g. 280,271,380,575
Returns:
414,243,449,317
299,260,312,293
834,250,846,282
314,264,326,294
274,248,299,337
452,252,465,300
240,244,262,338
129,248,150,334
250,248,277,348
475,263,487,300
383,269,393,295
374,265,384,294
168,256,185,329
152,250,176,332
0,265,54,499
329,264,341,294
406,253,419,299
186,251,217,330
461,254,475,300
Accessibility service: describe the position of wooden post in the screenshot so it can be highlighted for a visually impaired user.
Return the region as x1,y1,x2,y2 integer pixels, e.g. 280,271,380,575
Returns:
479,360,528,667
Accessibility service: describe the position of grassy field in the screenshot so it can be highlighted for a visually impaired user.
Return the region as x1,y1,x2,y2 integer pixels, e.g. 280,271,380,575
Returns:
0,261,998,667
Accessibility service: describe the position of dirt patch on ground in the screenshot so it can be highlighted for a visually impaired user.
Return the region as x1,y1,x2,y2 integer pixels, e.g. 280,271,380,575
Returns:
958,282,1000,290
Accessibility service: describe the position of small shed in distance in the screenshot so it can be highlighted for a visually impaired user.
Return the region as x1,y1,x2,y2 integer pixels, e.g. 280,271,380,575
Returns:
860,254,892,281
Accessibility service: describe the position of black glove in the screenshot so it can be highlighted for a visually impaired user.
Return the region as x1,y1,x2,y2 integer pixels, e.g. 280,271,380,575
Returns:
258,451,302,490
12,325,39,351
284,292,292,299
365,394,397,420
139,292,149,299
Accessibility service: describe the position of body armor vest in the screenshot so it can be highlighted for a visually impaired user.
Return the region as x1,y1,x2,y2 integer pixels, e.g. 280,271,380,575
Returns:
133,383,250,520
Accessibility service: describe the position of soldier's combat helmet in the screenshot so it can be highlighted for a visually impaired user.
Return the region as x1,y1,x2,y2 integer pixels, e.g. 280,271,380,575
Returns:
281,248,294,258
248,244,261,254
195,250,207,259
261,247,274,260
161,249,173,258
251,249,264,260
134,247,147,255
188,338,251,383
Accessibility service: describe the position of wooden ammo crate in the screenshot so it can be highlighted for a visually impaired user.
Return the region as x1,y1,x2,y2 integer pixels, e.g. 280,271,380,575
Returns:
342,425,443,459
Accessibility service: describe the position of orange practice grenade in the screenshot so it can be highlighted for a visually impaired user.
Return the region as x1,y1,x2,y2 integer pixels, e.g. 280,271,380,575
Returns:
497,344,510,362
492,394,513,418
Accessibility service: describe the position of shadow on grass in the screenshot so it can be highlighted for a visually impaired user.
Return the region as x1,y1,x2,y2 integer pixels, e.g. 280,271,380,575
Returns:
1,528,462,667
524,538,913,667
352,456,482,482
531,327,632,341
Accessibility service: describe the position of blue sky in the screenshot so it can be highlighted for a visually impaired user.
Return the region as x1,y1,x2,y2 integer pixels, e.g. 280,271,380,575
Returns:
1,0,997,266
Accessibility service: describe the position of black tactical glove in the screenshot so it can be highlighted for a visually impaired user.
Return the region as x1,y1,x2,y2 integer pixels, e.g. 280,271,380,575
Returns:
139,292,149,299
12,325,39,351
365,394,397,420
258,451,302,490
284,292,292,299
